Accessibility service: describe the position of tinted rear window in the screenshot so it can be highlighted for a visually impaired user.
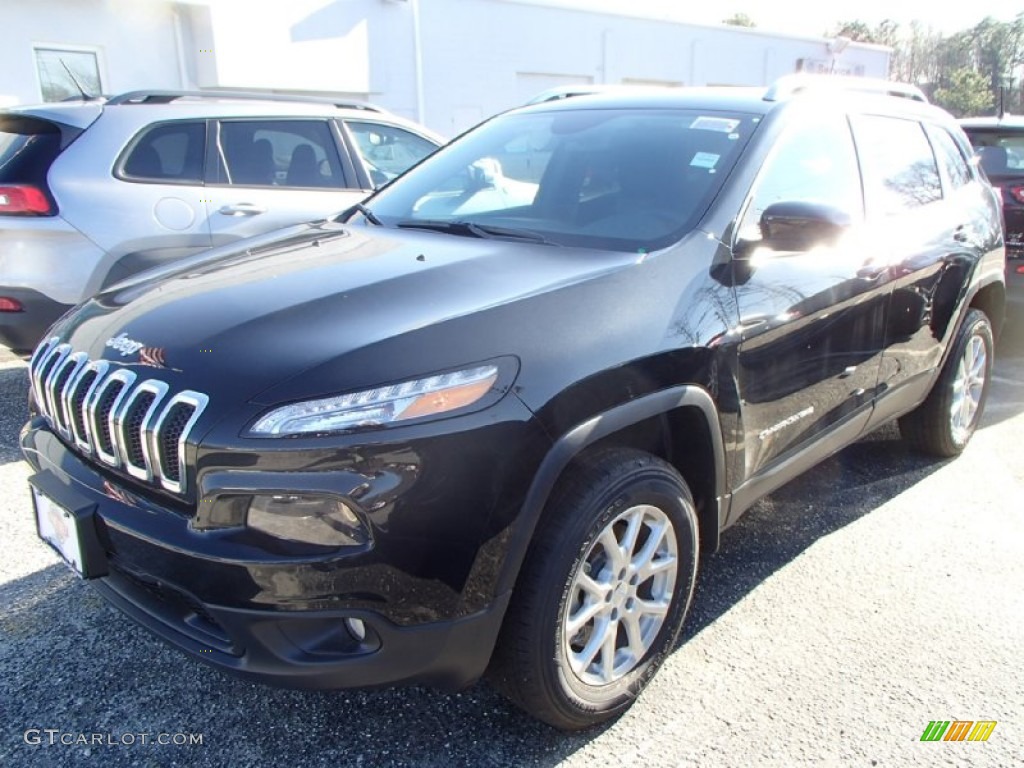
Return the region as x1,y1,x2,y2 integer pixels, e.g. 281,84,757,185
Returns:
962,128,1024,178
0,116,64,188
120,121,206,183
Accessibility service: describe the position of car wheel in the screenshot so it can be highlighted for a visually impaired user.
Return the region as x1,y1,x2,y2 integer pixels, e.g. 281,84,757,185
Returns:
489,448,699,730
899,308,994,457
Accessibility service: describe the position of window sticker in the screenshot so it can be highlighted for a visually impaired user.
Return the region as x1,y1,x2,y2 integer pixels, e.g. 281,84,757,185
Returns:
690,116,741,133
690,152,720,169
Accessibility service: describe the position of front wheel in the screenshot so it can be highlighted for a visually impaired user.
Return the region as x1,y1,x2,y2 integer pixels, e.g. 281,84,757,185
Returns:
900,308,994,457
489,448,699,730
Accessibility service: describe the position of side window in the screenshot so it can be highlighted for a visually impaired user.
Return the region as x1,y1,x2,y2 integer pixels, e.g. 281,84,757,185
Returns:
925,125,972,191
851,115,942,216
121,122,206,183
345,121,438,186
739,114,863,240
216,120,345,188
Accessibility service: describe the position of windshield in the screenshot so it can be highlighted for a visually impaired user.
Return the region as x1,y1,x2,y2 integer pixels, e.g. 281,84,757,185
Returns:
366,107,759,252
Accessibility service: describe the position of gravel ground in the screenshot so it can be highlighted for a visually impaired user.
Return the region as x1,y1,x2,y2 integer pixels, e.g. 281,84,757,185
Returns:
1,329,1022,768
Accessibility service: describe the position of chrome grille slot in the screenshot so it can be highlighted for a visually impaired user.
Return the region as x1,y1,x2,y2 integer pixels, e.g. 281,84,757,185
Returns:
52,352,88,438
150,391,209,494
39,343,71,420
116,381,168,481
29,336,58,407
89,370,136,466
67,361,109,454
29,340,210,495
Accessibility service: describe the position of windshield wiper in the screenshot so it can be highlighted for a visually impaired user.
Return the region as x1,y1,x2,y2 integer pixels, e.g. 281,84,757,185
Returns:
338,203,382,226
396,219,555,245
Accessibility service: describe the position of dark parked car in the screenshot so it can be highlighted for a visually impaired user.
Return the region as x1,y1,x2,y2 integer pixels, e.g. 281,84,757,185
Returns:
21,78,1004,730
960,115,1024,317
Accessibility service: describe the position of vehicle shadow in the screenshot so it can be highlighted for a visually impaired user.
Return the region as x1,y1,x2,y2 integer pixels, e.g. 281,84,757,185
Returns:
0,364,29,466
683,422,946,640
684,323,1024,638
979,317,1024,429
0,563,591,768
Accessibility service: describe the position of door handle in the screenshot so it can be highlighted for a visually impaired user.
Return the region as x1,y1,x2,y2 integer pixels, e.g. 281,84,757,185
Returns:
218,203,267,217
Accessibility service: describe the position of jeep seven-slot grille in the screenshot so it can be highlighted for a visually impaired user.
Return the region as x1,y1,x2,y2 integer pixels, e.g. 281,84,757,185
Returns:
29,338,209,495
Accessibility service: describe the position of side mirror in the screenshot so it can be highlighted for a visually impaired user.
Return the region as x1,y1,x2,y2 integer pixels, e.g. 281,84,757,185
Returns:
735,201,852,257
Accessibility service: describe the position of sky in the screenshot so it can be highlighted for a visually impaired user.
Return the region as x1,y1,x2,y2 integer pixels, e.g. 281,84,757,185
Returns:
542,0,1022,37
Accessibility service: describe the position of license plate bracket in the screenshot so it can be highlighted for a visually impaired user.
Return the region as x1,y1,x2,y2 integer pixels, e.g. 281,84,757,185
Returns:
30,479,107,580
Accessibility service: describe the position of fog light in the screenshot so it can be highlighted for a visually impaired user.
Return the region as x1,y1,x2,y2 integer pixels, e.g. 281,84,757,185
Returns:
247,494,368,546
345,617,367,642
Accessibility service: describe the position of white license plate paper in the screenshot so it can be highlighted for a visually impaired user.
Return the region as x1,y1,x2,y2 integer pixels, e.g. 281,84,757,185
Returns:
33,487,85,577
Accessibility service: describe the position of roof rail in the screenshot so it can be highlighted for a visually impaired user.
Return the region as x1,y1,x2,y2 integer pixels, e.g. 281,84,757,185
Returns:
105,89,384,112
764,74,928,104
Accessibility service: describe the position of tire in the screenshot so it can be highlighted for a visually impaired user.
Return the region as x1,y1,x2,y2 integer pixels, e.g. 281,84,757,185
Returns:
899,308,994,457
489,448,699,730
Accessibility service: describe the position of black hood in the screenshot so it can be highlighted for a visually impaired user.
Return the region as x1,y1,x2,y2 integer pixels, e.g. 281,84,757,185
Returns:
53,221,645,405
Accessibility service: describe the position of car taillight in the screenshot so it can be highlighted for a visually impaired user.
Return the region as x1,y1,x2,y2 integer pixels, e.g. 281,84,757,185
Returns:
0,297,24,312
1008,185,1024,205
0,185,51,215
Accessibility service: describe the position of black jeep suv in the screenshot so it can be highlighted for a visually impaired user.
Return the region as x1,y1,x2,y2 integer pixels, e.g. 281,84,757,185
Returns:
21,78,1005,730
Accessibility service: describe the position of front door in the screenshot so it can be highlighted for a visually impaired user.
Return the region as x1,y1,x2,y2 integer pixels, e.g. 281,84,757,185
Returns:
732,112,890,478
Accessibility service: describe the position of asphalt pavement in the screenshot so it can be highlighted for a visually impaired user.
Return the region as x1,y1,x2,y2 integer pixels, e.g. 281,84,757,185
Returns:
1,328,1022,768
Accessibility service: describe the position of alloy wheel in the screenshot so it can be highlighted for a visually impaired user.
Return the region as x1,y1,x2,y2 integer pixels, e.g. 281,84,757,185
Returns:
562,504,678,686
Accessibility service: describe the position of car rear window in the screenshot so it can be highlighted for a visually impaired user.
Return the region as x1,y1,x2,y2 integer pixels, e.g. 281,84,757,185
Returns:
0,116,65,189
962,128,1024,179
120,121,206,184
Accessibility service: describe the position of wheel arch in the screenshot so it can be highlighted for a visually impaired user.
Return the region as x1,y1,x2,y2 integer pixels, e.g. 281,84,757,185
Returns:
968,280,1006,340
495,385,728,596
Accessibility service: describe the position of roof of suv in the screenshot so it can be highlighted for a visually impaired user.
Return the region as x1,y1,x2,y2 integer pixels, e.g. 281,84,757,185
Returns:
4,90,445,142
517,82,941,123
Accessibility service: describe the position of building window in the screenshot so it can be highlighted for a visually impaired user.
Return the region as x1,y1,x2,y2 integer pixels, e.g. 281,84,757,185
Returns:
35,48,102,102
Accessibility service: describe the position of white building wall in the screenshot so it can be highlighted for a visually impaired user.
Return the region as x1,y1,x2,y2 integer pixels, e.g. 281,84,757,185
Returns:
2,0,890,139
182,0,373,98
414,0,889,136
0,0,183,106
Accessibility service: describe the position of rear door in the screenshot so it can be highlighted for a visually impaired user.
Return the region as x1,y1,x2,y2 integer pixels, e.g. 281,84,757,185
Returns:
850,115,982,412
204,118,363,247
74,119,214,290
732,111,889,476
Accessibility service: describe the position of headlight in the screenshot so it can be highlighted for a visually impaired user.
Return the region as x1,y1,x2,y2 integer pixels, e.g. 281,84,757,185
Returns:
249,364,501,436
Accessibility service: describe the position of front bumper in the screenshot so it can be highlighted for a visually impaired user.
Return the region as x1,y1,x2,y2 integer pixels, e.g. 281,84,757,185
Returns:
20,406,543,690
0,287,72,354
93,567,509,690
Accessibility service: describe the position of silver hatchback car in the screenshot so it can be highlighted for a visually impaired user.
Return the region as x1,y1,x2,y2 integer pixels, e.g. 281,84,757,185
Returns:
0,90,443,353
